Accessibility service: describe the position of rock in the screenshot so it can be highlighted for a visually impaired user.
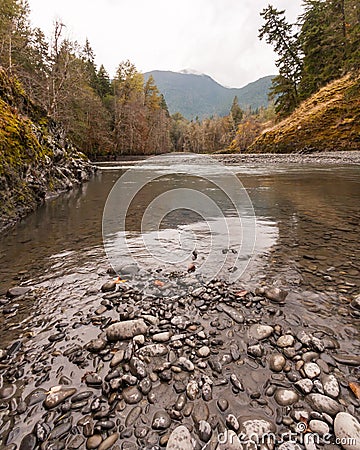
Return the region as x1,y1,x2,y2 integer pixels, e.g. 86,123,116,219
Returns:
198,420,212,442
84,373,102,387
334,412,360,450
48,421,72,440
197,346,210,358
152,331,173,342
247,344,264,358
152,410,171,430
309,419,329,436
277,335,295,348
122,386,143,404
249,324,274,340
239,418,276,443
106,319,148,341
226,414,240,432
217,398,229,412
269,353,286,372
192,402,209,424
186,380,199,400
295,378,313,394
85,338,107,353
332,354,360,366
307,394,343,416
303,362,321,379
219,303,244,323
19,434,37,450
350,294,360,311
44,387,76,409
125,406,142,427
101,281,116,292
7,286,31,297
86,435,102,449
98,433,119,450
274,388,299,406
0,384,16,399
177,356,195,372
166,426,193,450
263,286,288,303
110,350,124,367
138,343,168,357
322,374,340,398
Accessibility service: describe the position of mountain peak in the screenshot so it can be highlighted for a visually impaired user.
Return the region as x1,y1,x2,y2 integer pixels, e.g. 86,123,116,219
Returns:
179,68,206,76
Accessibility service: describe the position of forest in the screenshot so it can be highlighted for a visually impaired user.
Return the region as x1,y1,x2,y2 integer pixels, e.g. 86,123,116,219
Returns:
0,0,359,158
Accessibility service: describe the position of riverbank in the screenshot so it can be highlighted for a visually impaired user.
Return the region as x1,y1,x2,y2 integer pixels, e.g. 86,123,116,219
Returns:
0,268,359,449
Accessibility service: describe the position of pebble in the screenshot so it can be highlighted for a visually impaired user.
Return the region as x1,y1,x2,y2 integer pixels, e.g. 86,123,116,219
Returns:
309,419,329,436
269,353,286,372
274,388,299,406
98,432,119,450
152,410,171,430
322,374,340,398
166,426,193,450
152,331,173,342
86,435,102,449
86,338,107,353
217,398,229,412
247,344,264,358
303,362,321,379
277,335,295,348
334,412,360,450
219,303,244,323
197,346,210,358
248,324,274,340
7,286,31,297
122,386,143,404
106,319,148,341
198,420,212,442
101,281,116,292
44,387,76,409
186,380,199,400
138,343,168,357
307,393,343,416
295,378,313,394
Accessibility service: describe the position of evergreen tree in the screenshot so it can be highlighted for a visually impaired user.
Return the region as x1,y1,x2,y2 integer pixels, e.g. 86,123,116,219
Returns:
259,5,302,117
230,96,243,127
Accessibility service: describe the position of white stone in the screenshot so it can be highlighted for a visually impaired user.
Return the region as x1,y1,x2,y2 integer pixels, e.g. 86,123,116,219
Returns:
295,378,313,394
166,425,193,450
249,324,274,340
309,419,329,436
322,374,340,398
303,362,321,379
277,335,295,348
334,412,360,450
274,388,299,406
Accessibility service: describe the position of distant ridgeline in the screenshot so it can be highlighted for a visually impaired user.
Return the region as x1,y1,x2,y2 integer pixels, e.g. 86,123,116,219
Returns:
0,68,94,230
144,70,274,120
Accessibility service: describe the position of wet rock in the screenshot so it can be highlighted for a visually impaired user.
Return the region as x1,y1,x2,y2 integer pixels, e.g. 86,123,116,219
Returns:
177,356,195,372
152,331,173,342
129,357,147,379
86,338,107,353
334,412,360,450
84,373,102,387
274,388,299,406
197,346,210,358
186,380,199,400
19,434,37,450
309,419,329,436
198,420,212,442
101,281,116,293
48,421,72,440
277,335,295,348
322,374,340,398
269,353,286,372
217,398,229,412
219,303,244,323
86,435,102,449
44,387,76,409
230,374,244,391
0,384,16,399
247,344,264,358
295,378,313,394
332,354,360,366
259,286,288,303
192,402,209,424
98,433,119,450
122,386,143,404
106,319,148,341
249,324,274,340
307,394,343,416
138,343,168,357
303,362,321,379
110,350,124,368
7,286,31,297
125,406,142,427
152,410,171,430
68,435,85,449
166,426,193,450
226,414,240,432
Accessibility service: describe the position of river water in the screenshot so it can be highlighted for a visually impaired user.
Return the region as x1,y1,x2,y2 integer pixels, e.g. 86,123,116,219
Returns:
0,155,359,449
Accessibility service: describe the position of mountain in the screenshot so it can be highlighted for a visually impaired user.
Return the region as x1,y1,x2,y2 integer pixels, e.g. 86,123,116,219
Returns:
144,70,274,119
249,74,360,153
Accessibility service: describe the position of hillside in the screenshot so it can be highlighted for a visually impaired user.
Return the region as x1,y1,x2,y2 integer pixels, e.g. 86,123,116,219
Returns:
249,74,360,153
0,68,94,230
144,70,273,119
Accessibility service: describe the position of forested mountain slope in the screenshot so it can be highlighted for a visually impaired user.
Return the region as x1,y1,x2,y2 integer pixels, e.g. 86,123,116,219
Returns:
249,74,360,153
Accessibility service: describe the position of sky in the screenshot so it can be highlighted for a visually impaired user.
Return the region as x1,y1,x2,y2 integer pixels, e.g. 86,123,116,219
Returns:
28,0,304,88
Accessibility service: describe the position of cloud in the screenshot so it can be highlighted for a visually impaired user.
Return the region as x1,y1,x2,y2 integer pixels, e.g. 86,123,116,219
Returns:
28,0,304,87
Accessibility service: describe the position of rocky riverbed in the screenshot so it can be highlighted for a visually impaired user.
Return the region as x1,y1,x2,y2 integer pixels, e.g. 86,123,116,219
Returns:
0,266,359,450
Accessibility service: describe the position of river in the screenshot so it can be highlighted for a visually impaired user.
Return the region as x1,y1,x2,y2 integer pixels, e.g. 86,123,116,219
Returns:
0,155,359,449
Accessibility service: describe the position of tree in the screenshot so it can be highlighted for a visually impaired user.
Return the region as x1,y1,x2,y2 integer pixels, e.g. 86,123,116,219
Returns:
230,96,243,127
259,5,302,117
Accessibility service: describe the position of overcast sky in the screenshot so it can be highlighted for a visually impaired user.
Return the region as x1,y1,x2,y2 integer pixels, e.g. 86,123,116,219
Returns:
28,0,304,88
